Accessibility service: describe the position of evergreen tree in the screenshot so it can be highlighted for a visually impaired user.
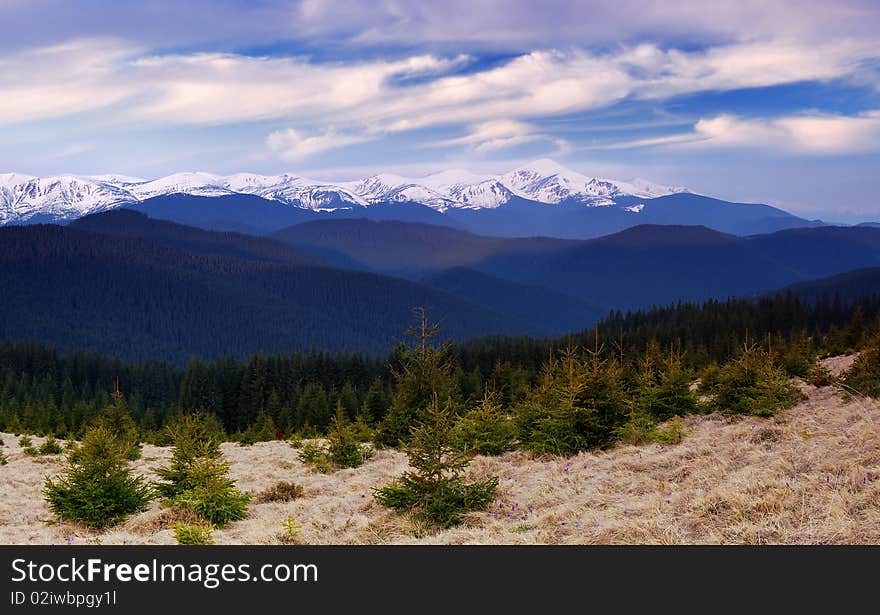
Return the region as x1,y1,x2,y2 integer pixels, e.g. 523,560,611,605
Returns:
375,393,498,527
375,308,458,448
516,342,629,455
328,400,370,468
451,387,516,456
89,381,141,460
634,344,699,420
701,339,798,416
155,413,248,527
844,334,880,397
43,426,152,528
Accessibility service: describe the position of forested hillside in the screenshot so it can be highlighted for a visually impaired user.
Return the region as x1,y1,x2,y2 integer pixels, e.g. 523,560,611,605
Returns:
0,224,536,362
1,287,875,440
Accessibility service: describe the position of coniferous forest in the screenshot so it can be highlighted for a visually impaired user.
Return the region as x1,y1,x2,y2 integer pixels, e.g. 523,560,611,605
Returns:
1,289,877,443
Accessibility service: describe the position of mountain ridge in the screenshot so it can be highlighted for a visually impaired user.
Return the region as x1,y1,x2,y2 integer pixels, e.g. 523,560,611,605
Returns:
0,158,775,226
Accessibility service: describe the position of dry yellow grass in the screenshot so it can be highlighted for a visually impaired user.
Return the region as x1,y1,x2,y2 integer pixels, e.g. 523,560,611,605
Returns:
1,355,878,545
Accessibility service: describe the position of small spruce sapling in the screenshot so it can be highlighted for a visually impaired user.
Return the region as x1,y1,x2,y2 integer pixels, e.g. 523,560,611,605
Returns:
43,426,152,528
844,334,880,397
702,338,798,416
328,401,371,469
451,387,516,456
155,413,249,527
375,393,498,528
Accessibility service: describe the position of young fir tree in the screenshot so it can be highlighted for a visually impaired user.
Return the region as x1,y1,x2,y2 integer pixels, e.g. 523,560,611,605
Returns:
634,342,699,420
702,337,799,416
85,380,142,460
375,308,458,448
843,334,880,397
155,413,249,527
451,386,517,456
43,426,152,528
375,393,498,528
238,411,276,445
777,331,817,379
328,400,370,468
516,338,629,456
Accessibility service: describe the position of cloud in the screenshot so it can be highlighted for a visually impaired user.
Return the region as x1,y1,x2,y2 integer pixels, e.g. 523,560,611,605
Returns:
590,111,880,155
429,119,559,153
126,51,469,126
266,129,374,161
0,29,879,160
48,143,95,159
580,110,880,155
2,1,877,55
0,39,141,123
690,112,880,154
2,36,873,130
438,119,569,155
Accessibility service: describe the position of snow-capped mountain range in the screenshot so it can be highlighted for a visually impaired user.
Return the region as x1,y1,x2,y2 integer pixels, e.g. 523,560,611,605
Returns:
0,159,690,225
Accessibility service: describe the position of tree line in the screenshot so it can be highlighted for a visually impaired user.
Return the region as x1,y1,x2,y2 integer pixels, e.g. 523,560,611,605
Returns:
1,289,878,440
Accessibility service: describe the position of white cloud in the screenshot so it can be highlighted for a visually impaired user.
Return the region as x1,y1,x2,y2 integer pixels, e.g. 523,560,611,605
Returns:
266,129,374,161
429,119,562,153
0,39,141,123
689,112,880,154
1,33,879,160
580,111,880,155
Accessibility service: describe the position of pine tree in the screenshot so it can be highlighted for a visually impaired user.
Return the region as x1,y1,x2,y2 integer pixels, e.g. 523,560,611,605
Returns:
635,344,698,420
375,308,458,448
155,412,248,527
516,341,629,455
89,380,141,460
844,334,880,397
375,393,498,527
702,338,798,416
451,387,516,456
328,400,370,468
43,426,152,528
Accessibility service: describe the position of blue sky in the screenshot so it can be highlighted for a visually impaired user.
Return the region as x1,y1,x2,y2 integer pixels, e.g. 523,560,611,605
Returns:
1,0,879,222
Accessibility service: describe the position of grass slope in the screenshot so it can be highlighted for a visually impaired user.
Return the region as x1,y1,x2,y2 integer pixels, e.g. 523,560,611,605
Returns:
3,356,878,544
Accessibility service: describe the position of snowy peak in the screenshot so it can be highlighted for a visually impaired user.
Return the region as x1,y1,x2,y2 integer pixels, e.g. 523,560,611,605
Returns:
500,159,688,205
127,172,232,200
502,159,623,204
0,159,692,225
346,174,453,210
0,175,134,224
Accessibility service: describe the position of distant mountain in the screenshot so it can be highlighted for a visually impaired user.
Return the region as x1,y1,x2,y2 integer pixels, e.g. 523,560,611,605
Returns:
0,222,546,363
745,226,880,281
446,192,812,239
4,211,878,363
71,209,324,267
420,267,605,334
471,224,880,310
783,268,880,305
272,218,575,277
130,193,320,234
270,218,880,310
0,160,816,238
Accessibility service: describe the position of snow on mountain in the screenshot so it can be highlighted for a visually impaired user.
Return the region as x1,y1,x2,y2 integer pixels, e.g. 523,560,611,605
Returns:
500,159,688,206
0,175,134,224
344,174,453,210
0,160,692,225
443,179,513,209
502,159,604,204
127,172,232,200
86,174,146,185
610,178,691,200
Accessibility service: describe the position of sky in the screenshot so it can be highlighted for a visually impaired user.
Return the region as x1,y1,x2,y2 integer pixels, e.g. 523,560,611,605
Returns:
1,0,879,222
